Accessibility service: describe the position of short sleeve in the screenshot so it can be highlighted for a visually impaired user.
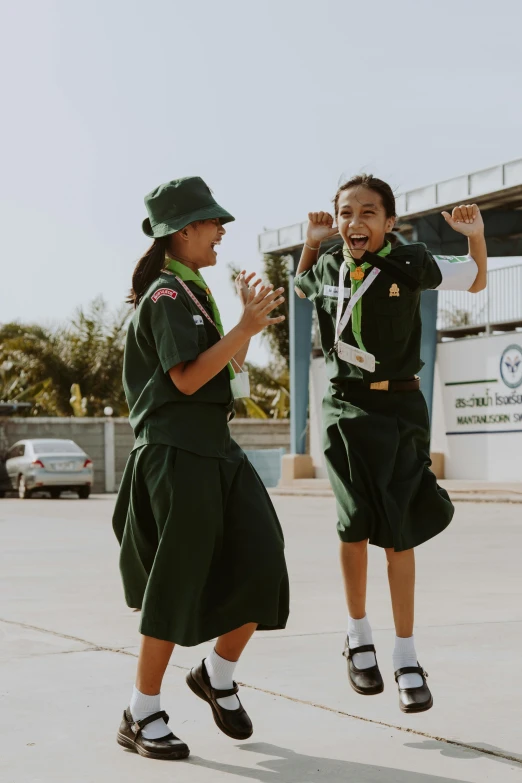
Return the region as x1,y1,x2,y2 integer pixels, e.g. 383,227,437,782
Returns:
144,285,200,372
433,254,478,291
294,255,325,301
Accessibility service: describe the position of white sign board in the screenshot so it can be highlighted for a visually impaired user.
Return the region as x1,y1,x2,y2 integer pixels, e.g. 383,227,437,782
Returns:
437,334,522,480
441,341,522,433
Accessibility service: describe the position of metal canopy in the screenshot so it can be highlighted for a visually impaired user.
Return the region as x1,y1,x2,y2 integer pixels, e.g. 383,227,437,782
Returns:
258,157,522,257
396,158,522,220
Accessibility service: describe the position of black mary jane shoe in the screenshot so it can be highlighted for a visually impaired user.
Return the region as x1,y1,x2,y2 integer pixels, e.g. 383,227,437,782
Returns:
342,638,384,695
186,659,253,740
117,708,190,760
394,665,433,713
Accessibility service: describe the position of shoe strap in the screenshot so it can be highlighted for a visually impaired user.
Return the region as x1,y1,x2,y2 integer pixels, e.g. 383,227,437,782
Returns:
394,666,427,682
211,682,239,699
131,710,170,736
347,643,376,658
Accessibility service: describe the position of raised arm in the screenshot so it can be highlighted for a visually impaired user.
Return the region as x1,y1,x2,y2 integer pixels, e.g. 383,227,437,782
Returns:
441,204,487,293
295,212,339,298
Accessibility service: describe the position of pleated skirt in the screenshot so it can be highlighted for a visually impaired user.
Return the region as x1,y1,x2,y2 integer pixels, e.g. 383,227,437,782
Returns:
113,440,289,645
323,386,454,551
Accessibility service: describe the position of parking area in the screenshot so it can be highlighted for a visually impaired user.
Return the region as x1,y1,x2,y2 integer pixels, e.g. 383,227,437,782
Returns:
0,494,521,782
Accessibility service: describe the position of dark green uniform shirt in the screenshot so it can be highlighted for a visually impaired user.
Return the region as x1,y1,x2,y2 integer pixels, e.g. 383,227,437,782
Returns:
124,271,234,458
295,243,442,384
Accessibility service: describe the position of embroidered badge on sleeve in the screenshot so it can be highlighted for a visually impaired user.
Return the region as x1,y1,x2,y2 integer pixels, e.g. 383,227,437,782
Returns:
151,288,178,303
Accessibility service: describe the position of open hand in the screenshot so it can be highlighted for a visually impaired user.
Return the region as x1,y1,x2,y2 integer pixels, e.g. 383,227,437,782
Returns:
306,212,339,247
238,285,285,338
441,204,484,238
235,270,262,308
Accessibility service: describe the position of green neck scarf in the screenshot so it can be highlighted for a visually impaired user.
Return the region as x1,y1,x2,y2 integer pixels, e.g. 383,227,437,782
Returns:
165,255,234,378
342,241,391,352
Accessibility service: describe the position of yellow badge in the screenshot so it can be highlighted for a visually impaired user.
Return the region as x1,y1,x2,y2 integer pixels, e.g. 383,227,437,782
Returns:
389,283,400,297
350,267,365,281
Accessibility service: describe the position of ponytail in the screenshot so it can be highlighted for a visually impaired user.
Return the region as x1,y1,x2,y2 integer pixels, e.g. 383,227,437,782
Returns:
128,237,168,307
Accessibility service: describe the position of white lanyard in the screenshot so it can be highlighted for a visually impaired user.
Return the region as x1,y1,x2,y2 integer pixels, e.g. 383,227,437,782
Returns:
335,262,380,344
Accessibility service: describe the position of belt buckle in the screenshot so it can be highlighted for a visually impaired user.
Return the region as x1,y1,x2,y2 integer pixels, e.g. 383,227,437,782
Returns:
369,380,389,391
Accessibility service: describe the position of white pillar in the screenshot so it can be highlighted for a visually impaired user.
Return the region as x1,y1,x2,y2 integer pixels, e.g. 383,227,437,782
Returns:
104,419,116,493
309,356,328,478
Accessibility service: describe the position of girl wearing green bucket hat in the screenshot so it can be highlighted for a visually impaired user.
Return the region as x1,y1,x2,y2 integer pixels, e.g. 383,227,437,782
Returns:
113,176,289,761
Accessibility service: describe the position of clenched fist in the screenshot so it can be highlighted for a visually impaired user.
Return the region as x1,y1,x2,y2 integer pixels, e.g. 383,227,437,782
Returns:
441,204,484,238
306,212,339,247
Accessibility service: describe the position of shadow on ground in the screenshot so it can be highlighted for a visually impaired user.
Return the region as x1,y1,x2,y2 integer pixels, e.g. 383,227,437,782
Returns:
189,741,476,782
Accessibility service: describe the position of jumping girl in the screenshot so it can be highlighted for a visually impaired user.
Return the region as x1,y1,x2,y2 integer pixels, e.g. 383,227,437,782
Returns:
295,173,487,712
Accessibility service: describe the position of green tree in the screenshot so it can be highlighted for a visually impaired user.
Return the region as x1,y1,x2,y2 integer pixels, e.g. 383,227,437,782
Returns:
0,297,130,416
229,254,291,418
230,254,290,369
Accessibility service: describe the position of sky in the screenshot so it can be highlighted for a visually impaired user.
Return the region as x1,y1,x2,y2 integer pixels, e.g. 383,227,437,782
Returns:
2,0,522,365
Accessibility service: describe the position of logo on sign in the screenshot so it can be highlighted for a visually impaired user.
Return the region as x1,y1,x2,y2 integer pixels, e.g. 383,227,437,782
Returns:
500,344,522,389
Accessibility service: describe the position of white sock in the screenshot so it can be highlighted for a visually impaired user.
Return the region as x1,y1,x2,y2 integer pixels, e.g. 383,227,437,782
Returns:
129,686,170,740
204,648,240,710
347,615,377,669
393,635,424,689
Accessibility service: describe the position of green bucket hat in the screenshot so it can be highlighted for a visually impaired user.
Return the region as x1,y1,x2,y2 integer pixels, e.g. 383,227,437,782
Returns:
142,176,235,238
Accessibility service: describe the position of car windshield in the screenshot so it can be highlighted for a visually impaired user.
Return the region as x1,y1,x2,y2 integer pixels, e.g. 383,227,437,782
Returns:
32,441,83,455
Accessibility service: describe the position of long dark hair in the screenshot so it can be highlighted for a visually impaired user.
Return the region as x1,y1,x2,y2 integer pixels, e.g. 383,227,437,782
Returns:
128,236,168,307
334,174,396,219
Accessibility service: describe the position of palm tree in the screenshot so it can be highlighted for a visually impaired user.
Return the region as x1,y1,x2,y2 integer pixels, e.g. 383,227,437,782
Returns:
0,297,130,416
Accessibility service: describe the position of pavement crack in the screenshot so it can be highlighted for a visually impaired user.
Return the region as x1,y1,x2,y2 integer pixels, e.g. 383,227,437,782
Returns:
0,617,99,648
2,616,520,766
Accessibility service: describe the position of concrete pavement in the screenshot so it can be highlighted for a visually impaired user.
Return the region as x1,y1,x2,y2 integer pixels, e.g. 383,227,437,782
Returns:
0,494,521,782
272,478,522,503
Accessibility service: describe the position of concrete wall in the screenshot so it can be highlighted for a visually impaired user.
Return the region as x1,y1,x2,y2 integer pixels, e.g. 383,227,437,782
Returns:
0,417,290,493
229,419,290,451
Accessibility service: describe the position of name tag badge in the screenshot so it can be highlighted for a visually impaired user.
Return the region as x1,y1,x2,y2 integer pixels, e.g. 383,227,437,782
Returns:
193,314,204,326
337,341,376,373
323,285,350,299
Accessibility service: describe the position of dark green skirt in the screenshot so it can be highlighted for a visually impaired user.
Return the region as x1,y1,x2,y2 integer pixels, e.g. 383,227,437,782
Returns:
323,386,454,552
113,441,289,645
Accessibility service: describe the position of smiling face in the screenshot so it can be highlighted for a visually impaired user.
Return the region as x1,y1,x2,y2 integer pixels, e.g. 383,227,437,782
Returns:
168,218,226,269
336,186,395,260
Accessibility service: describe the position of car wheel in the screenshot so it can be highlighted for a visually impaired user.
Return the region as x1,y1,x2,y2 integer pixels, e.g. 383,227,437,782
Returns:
18,475,31,499
78,487,90,499
50,489,61,499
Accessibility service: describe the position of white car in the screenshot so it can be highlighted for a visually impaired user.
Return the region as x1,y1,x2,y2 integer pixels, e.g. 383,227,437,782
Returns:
5,439,94,499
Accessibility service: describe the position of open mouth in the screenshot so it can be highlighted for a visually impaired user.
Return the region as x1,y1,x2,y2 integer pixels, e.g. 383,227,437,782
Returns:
211,240,221,253
348,234,369,251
